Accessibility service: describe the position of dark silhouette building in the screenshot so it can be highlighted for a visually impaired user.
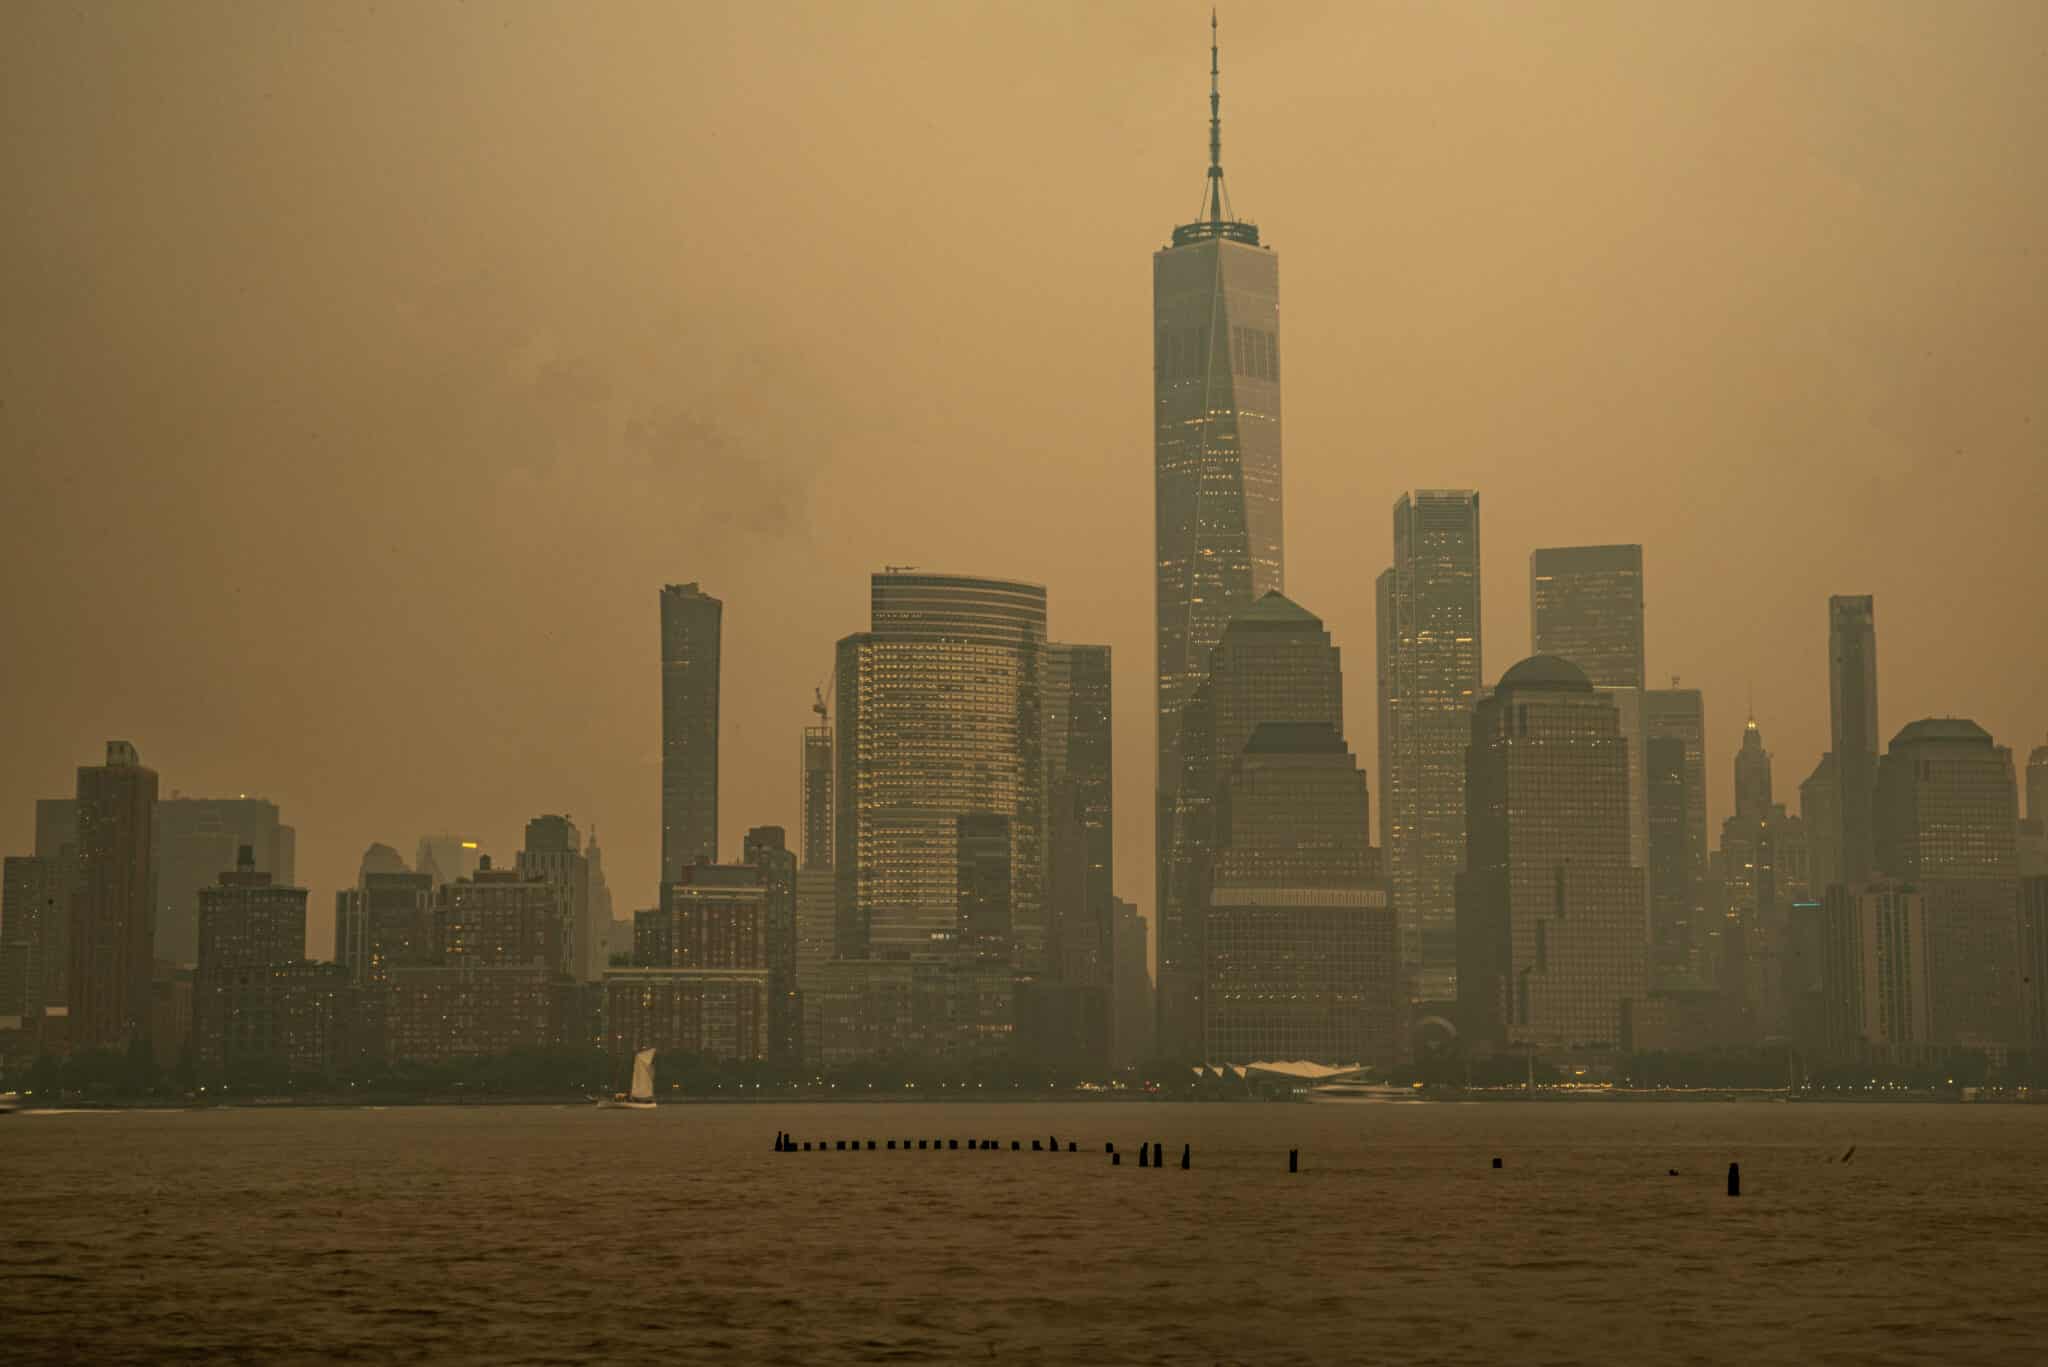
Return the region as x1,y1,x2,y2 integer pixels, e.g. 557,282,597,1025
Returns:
660,581,723,880
1204,722,1393,1066
68,741,159,1053
1829,595,1880,883
1160,592,1344,1057
1457,658,1645,1053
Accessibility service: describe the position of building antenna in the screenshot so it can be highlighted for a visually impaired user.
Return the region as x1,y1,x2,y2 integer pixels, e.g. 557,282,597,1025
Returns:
1206,9,1229,225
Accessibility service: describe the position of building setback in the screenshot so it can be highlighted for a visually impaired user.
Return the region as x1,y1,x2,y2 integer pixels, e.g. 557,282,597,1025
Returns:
1204,722,1393,1067
1457,657,1645,1052
660,582,722,880
1376,490,1482,1013
1160,592,1344,1058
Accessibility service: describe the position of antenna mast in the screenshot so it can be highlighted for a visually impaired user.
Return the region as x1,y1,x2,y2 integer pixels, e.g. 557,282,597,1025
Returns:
1208,9,1224,224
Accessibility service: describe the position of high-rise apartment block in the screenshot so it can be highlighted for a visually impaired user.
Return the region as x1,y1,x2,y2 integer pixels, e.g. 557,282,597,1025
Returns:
516,814,596,981
1457,659,1646,1052
1819,880,1930,1052
660,582,722,880
611,863,770,1062
68,741,159,1052
1376,490,1482,1009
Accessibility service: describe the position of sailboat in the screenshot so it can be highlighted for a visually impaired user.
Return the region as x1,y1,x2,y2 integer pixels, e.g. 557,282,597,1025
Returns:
596,1048,657,1110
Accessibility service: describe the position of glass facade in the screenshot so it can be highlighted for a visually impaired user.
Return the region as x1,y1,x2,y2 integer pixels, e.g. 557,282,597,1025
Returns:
835,573,1048,969
1376,491,1482,1009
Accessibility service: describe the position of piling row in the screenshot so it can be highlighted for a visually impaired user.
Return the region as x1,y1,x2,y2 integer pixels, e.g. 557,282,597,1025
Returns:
768,1132,1754,1191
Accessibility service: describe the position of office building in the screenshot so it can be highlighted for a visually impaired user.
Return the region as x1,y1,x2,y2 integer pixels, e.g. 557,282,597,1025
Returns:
1829,595,1880,882
2021,877,2048,1048
835,572,1048,966
1376,490,1482,1010
1161,591,1344,1057
1874,717,2020,1046
660,582,722,880
1529,545,1645,689
1154,16,1284,1066
1204,722,1394,1066
1456,658,1645,1052
1645,735,1691,983
153,796,295,965
1044,642,1114,988
68,741,160,1052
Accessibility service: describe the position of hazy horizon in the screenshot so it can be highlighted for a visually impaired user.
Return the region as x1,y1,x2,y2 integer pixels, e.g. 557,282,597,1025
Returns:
5,1,2045,951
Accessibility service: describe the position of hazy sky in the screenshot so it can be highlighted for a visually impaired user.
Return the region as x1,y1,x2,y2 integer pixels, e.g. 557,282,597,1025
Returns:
4,1,2044,954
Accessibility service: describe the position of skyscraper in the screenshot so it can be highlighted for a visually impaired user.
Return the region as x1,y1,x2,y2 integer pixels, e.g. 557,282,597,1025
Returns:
1204,721,1392,1066
1531,545,1648,928
1800,754,1843,894
1044,642,1114,988
1456,658,1645,1051
68,741,160,1052
835,572,1048,966
801,709,833,872
1375,490,1482,1010
1645,686,1707,977
1718,717,1779,1018
1155,17,1282,1033
1529,545,1646,691
1874,717,2021,1047
660,582,722,879
1160,592,1345,1056
1829,595,1880,883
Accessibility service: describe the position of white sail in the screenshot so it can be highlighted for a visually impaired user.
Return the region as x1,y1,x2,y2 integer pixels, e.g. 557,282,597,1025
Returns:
629,1048,657,1103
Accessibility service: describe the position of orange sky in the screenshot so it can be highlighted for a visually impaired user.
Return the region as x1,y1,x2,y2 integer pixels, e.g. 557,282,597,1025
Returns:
4,2,2044,953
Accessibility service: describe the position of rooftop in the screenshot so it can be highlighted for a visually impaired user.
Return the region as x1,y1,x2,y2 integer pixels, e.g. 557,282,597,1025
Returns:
1496,654,1595,693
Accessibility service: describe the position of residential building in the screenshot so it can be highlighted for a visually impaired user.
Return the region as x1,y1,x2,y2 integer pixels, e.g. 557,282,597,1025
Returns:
660,581,722,880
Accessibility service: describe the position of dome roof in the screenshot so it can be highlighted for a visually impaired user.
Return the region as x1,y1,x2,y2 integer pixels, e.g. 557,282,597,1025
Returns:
1889,717,1992,748
1496,654,1594,693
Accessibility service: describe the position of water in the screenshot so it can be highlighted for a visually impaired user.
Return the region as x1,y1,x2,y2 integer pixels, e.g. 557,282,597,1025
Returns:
4,1101,2044,1364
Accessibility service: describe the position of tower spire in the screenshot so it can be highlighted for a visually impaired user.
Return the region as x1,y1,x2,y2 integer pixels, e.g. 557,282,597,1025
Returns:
1207,9,1224,224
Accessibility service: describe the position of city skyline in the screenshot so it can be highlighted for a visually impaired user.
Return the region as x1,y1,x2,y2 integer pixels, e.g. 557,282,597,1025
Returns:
4,4,2045,948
